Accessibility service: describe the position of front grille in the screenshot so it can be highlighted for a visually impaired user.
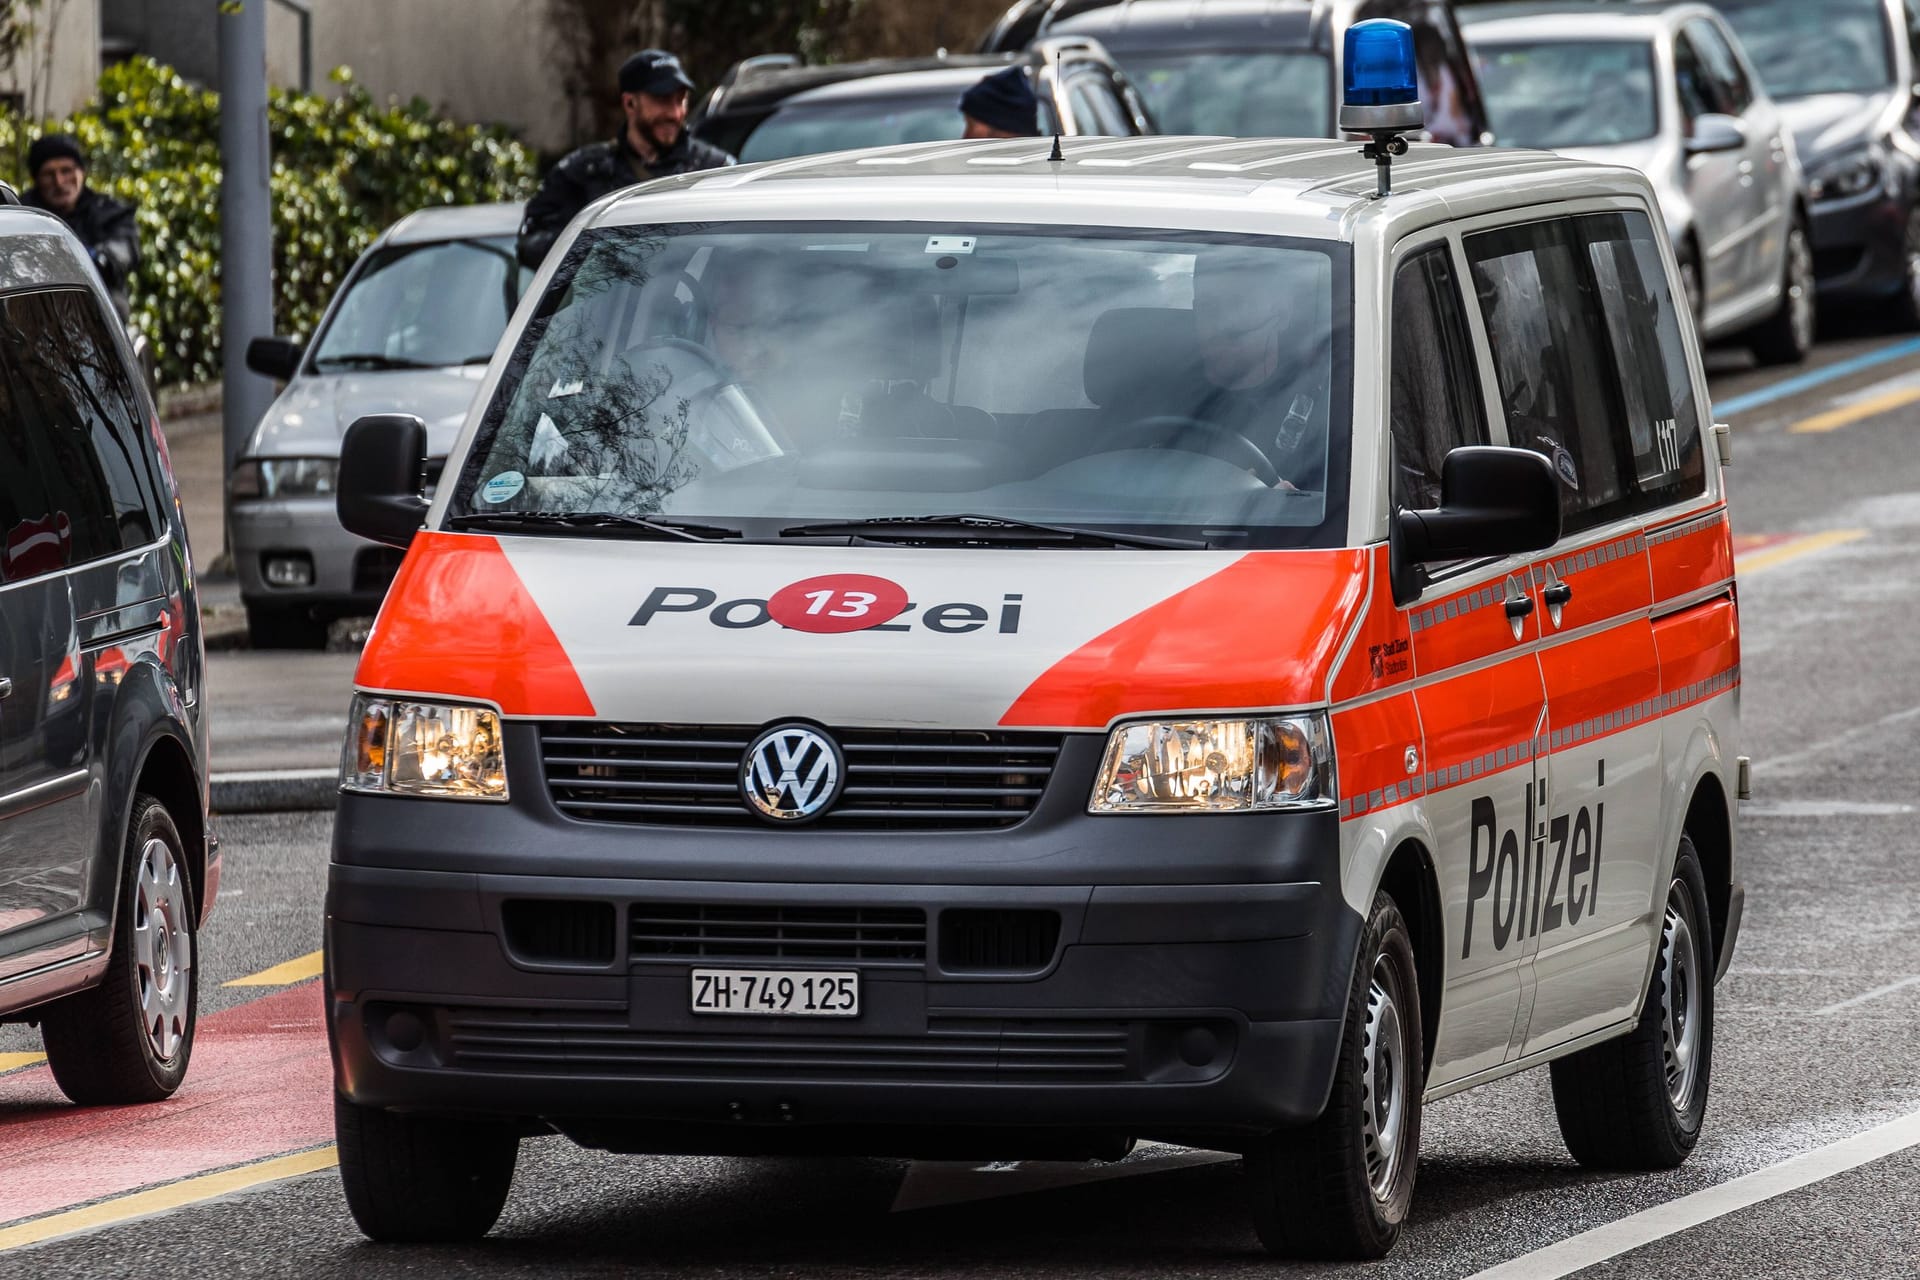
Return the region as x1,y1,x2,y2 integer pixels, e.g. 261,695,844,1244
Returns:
940,909,1061,972
441,1009,1135,1082
540,723,1064,830
631,903,926,969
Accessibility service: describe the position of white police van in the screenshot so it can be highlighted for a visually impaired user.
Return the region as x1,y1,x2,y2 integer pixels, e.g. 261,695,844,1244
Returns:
325,22,1744,1259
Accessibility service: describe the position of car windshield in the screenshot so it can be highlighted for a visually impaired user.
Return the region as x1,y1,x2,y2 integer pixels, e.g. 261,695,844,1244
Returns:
1472,40,1659,149
310,236,530,372
740,92,978,162
1117,50,1332,137
1715,0,1894,99
453,222,1353,549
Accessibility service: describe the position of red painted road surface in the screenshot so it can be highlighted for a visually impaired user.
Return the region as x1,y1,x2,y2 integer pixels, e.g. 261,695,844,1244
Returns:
0,983,330,1225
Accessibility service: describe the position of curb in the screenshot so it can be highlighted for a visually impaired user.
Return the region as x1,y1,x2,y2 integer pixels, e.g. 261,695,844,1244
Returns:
212,769,338,814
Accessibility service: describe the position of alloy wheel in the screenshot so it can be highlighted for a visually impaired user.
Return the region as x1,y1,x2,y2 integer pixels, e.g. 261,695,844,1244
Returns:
132,836,193,1063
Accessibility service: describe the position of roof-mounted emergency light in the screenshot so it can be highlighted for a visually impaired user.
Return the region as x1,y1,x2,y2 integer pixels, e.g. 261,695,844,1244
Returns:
1339,19,1424,199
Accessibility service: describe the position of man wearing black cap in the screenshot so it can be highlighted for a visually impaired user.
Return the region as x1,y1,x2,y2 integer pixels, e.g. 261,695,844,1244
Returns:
517,49,735,269
23,134,141,320
960,66,1042,140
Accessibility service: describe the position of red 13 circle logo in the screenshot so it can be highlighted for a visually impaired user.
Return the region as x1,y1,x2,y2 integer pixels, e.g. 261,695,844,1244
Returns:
767,574,911,634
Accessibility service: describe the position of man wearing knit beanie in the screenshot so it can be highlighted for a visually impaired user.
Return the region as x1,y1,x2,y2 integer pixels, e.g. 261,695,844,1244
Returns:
960,66,1042,139
22,134,141,322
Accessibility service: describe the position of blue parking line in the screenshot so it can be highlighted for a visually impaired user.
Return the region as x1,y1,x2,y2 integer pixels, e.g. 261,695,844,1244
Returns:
1714,337,1920,419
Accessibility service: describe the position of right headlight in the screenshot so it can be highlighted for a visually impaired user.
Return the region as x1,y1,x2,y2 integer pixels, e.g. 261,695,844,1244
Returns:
1089,714,1335,814
340,693,508,800
1808,147,1883,203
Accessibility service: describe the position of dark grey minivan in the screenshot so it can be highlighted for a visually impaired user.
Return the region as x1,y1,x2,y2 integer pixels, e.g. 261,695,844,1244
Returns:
0,190,214,1102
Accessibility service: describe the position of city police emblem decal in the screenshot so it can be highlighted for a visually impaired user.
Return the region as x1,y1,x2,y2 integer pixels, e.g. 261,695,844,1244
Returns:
741,724,843,824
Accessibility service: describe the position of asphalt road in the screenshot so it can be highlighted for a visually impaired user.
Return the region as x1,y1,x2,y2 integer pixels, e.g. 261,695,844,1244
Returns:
6,325,1920,1278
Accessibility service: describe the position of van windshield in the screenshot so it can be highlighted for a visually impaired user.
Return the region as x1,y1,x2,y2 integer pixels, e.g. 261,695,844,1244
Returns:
453,223,1352,550
1715,0,1894,99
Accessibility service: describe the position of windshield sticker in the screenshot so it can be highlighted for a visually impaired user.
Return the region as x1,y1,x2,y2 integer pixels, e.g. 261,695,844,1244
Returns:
529,413,568,469
481,471,526,504
925,236,976,255
548,377,585,398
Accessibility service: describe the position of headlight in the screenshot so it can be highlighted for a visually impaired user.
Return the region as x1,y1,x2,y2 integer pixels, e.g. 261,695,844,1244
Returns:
1090,715,1335,814
1809,149,1882,202
340,694,508,800
229,457,338,500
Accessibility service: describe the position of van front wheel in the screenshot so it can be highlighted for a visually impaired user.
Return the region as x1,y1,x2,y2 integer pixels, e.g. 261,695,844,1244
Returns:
335,1095,519,1242
1243,891,1423,1260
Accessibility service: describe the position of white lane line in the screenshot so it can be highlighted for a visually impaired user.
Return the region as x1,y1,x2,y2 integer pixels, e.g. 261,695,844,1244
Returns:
1814,974,1920,1016
1463,1110,1920,1280
891,1141,1234,1212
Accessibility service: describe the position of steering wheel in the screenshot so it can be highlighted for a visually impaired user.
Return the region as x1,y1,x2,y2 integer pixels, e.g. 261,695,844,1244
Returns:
1106,415,1282,487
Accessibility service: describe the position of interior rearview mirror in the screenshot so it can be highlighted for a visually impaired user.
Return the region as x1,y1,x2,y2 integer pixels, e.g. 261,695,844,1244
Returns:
337,413,430,549
1395,446,1561,571
245,335,304,382
1685,113,1746,156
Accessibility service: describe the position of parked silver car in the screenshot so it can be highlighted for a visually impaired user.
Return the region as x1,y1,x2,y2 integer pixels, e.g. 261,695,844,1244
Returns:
1464,1,1814,363
236,202,528,648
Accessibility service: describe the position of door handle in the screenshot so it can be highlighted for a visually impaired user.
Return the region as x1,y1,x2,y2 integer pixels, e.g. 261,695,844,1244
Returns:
1504,595,1536,620
1542,583,1573,608
0,676,11,698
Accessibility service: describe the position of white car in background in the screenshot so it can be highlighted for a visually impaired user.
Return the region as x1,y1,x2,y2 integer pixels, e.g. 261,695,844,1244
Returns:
233,202,529,648
1464,1,1814,364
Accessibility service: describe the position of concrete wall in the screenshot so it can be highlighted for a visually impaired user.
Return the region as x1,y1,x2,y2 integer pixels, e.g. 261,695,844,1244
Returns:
1,0,101,119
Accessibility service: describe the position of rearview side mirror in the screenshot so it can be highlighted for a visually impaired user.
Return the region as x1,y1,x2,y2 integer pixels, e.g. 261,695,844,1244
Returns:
245,335,304,382
337,414,430,549
1396,445,1561,567
1685,113,1746,156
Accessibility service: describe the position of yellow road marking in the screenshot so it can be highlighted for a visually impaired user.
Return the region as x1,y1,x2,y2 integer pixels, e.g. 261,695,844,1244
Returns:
1736,529,1866,575
1790,386,1920,433
0,1052,46,1073
0,1146,338,1251
222,949,324,988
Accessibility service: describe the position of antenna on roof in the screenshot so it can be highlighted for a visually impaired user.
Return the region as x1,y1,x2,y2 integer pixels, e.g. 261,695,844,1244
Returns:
1337,19,1424,200
1048,134,1064,163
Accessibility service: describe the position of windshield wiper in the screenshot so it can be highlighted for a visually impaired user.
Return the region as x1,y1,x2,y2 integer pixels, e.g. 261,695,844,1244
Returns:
777,513,1208,550
447,511,741,541
311,353,439,371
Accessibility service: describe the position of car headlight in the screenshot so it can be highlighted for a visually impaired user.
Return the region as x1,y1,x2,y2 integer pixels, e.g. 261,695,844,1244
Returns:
1090,715,1335,814
1809,148,1882,203
340,694,508,800
229,457,339,500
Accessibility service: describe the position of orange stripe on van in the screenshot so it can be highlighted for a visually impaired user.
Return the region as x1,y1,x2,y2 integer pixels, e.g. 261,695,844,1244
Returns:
354,531,595,717
999,550,1369,729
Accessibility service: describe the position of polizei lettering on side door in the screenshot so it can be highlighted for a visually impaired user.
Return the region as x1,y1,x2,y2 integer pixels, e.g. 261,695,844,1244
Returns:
630,574,1024,636
1461,775,1607,959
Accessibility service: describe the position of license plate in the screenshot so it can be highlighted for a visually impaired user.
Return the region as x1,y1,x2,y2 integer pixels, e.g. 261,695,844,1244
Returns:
690,968,860,1017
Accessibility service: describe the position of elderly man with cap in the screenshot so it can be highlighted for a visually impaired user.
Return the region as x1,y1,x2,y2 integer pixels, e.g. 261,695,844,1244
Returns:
517,48,735,270
960,66,1042,140
23,134,140,320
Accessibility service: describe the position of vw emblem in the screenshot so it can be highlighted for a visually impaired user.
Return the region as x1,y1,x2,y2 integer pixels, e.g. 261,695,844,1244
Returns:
741,724,843,824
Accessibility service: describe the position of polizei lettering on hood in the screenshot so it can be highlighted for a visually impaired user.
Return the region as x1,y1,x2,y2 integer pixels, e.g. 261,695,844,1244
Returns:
630,574,1023,636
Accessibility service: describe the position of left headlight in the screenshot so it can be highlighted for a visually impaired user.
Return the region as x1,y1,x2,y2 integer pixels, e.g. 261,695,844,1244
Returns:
1090,715,1335,814
340,693,508,801
1809,147,1882,203
229,457,339,500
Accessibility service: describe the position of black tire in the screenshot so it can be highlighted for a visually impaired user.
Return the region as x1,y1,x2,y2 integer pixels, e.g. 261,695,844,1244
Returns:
1550,837,1714,1169
245,602,330,651
1880,204,1920,332
1749,219,1816,366
335,1094,519,1242
1244,891,1423,1260
40,796,198,1105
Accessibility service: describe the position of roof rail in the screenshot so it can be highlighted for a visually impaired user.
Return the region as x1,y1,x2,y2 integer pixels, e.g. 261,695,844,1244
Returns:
0,180,17,206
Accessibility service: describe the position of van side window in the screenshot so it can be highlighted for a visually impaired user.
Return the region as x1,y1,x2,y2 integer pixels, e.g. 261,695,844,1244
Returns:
1389,247,1486,511
0,288,158,582
1466,219,1629,533
1579,211,1706,505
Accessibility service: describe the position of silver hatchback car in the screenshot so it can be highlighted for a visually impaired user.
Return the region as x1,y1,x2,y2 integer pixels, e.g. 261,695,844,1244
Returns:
1464,1,1814,364
235,202,528,648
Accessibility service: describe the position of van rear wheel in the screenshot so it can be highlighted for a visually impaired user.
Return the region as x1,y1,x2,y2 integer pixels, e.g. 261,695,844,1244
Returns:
1243,891,1423,1259
1550,837,1713,1168
335,1094,519,1242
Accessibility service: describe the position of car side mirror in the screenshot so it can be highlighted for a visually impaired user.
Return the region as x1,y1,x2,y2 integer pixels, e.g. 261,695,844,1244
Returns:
245,335,304,382
1395,446,1561,568
337,414,430,549
1685,113,1746,156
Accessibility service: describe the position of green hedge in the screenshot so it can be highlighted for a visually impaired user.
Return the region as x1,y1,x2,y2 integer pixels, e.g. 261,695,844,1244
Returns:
0,58,538,388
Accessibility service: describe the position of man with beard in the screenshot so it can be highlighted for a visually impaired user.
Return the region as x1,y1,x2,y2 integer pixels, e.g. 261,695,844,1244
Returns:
517,49,734,270
21,135,140,322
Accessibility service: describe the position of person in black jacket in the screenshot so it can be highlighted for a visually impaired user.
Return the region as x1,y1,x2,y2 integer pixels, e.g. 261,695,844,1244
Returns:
517,49,734,270
23,134,140,321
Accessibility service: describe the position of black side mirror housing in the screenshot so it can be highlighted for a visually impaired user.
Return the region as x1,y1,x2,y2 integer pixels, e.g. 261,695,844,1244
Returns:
1396,445,1561,569
337,414,431,549
245,335,305,382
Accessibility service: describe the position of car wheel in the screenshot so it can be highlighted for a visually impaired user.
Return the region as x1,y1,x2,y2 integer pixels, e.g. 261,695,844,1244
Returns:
40,795,197,1105
1243,891,1423,1260
1749,219,1816,365
335,1093,520,1242
1883,205,1920,331
1549,836,1714,1169
245,602,330,651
